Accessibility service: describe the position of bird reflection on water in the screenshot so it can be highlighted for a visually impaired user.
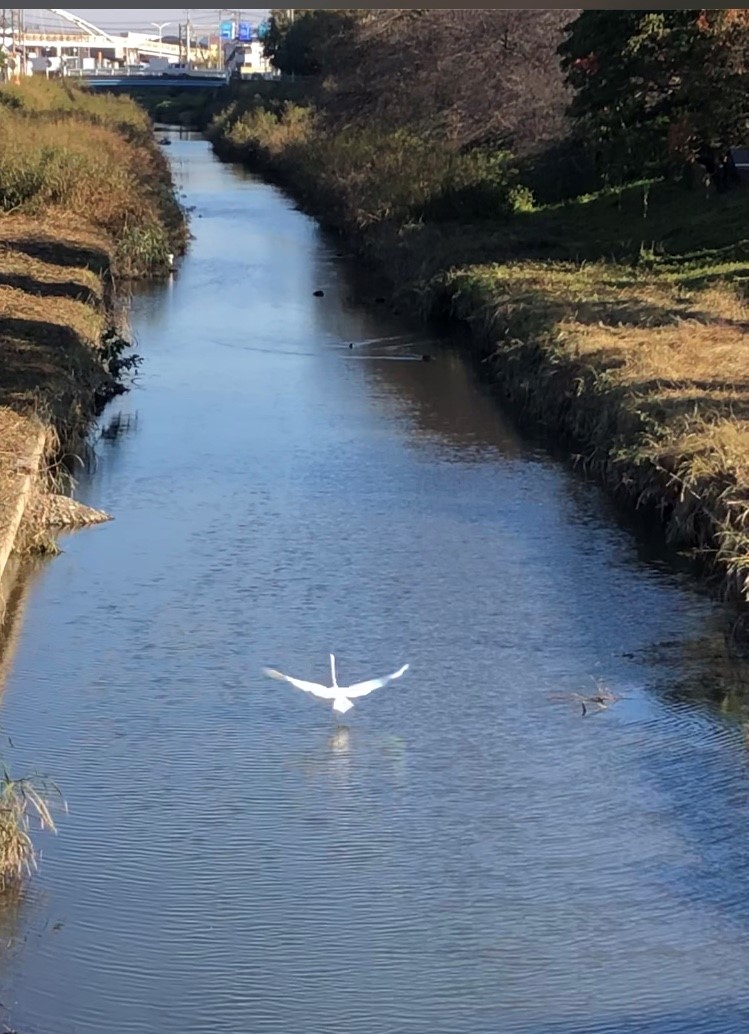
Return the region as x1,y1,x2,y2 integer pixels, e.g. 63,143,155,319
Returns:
328,725,351,754
284,725,408,793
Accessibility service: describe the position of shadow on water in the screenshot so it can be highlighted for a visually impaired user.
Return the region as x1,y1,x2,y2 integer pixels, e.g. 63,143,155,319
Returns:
98,411,139,443
0,560,48,697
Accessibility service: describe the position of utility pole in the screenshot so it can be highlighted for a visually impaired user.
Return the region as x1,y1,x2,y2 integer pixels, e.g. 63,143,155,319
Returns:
0,10,6,84
9,8,19,81
17,6,23,73
185,9,191,68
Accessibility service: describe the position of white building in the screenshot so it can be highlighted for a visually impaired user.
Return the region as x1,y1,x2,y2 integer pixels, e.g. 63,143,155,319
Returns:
224,39,273,78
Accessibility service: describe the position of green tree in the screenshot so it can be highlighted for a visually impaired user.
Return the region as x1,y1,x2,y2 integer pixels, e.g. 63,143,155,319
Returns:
263,9,359,77
559,10,749,184
262,9,294,68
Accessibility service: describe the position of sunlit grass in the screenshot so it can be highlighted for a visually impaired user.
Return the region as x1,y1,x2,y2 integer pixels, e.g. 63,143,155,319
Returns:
0,80,183,276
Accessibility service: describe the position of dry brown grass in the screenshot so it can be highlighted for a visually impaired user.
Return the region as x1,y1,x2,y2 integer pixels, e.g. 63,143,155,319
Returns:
0,221,123,572
0,80,185,276
0,211,115,271
436,259,749,601
0,771,63,890
0,229,115,566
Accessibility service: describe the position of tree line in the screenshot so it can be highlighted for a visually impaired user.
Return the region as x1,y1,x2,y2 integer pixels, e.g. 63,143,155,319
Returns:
263,8,749,191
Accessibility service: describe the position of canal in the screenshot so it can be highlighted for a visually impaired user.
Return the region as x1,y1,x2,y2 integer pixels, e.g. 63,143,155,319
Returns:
1,132,749,1034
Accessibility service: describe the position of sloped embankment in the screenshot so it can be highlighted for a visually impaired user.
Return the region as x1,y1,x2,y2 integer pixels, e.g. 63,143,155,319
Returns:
208,94,749,621
0,80,186,576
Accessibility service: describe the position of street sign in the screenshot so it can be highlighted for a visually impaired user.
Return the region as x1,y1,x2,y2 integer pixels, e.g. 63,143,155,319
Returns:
220,21,234,40
237,22,252,42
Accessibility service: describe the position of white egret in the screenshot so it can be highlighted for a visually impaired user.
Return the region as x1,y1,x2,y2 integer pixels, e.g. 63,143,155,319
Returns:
263,653,409,715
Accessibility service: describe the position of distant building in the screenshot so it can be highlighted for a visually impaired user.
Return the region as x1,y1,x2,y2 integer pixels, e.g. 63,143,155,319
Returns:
224,40,273,79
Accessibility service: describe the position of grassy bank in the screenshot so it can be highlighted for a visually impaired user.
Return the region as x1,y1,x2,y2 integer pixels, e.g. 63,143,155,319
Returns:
0,77,185,490
207,94,749,612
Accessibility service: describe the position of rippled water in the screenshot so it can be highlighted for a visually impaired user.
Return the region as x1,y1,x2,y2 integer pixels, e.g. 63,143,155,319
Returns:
1,133,749,1033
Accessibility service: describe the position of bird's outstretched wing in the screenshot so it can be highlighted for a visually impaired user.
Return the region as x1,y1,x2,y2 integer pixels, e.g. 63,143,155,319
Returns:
263,668,329,698
345,664,409,699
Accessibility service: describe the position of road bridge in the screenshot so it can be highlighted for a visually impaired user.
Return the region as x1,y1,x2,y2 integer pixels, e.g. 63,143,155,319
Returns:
83,73,229,91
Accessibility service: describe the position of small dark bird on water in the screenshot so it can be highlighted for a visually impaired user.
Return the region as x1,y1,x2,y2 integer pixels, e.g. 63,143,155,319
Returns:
314,290,325,297
349,343,354,349
422,354,433,363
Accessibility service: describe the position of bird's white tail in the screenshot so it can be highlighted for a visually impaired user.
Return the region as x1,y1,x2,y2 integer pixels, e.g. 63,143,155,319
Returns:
333,696,353,715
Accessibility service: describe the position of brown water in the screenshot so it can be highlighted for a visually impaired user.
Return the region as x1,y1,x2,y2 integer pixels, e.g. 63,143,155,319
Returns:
2,133,749,1034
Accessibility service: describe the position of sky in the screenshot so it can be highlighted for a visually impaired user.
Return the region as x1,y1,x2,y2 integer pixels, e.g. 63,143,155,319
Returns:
66,9,269,34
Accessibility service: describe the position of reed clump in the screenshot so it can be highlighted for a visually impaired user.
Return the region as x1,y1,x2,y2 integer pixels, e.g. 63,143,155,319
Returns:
0,770,64,889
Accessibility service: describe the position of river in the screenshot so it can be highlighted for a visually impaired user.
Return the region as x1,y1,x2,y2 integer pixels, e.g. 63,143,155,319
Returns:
1,132,749,1034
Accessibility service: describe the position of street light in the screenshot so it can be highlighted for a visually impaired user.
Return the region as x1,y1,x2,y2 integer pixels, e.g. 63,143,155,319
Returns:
151,21,170,54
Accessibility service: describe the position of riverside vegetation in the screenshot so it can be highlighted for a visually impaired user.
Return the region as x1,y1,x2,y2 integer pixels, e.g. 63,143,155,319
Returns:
0,77,185,885
155,9,749,619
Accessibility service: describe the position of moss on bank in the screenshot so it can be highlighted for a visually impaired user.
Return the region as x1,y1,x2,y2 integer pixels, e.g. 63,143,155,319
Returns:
208,94,749,613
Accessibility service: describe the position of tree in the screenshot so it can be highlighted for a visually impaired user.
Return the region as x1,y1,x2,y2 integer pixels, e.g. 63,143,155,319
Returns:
559,10,749,184
262,9,294,69
263,9,360,77
319,9,573,156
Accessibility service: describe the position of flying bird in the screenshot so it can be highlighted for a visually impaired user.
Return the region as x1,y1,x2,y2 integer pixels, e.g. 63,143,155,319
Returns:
263,653,409,715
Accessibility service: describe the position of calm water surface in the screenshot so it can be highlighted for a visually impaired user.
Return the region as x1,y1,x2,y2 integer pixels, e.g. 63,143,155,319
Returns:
1,134,749,1033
